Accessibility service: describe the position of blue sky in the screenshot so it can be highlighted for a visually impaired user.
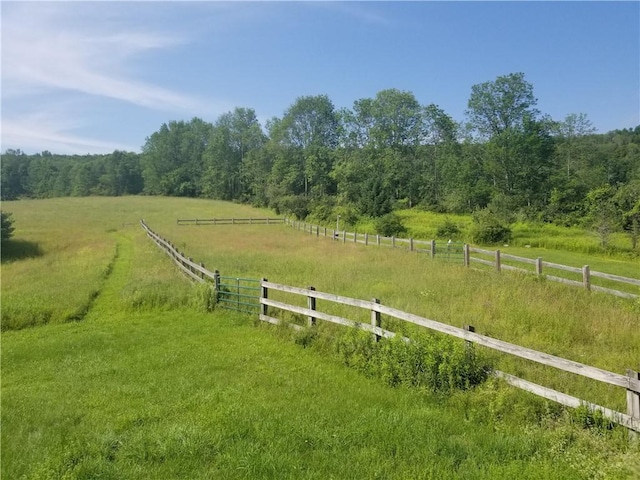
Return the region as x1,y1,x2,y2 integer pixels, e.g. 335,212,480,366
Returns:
1,1,638,155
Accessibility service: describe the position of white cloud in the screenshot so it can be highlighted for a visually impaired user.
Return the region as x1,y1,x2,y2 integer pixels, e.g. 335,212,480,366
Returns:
2,3,205,112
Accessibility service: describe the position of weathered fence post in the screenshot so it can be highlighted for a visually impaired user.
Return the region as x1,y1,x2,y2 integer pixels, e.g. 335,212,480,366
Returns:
214,270,221,303
410,238,414,252
463,244,470,267
232,217,235,225
627,369,640,440
307,286,316,327
316,225,319,237
536,257,543,276
354,231,357,243
260,278,268,317
200,262,206,280
464,324,475,349
324,227,327,237
430,240,435,259
365,233,369,246
392,236,396,248
495,250,501,272
376,234,380,246
582,265,591,291
371,298,381,342
343,230,346,243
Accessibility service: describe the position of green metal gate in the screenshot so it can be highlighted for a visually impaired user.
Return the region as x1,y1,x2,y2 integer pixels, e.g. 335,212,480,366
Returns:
434,241,465,263
217,276,261,314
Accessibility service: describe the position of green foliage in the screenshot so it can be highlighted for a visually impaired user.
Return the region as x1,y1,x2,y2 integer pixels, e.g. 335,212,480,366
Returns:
571,405,614,432
1,211,15,242
374,212,407,237
336,331,493,392
470,208,512,244
435,218,461,239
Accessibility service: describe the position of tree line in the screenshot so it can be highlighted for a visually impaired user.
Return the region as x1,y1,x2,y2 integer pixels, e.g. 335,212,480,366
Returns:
2,73,639,246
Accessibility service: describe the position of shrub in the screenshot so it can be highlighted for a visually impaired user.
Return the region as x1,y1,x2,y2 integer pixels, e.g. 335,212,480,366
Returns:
470,208,512,245
375,213,407,237
335,329,493,393
435,218,461,239
1,211,15,242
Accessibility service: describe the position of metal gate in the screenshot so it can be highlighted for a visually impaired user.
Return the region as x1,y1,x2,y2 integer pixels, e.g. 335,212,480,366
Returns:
434,241,465,263
217,276,261,314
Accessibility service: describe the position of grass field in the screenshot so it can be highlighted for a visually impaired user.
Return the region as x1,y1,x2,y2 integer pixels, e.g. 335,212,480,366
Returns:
2,197,639,478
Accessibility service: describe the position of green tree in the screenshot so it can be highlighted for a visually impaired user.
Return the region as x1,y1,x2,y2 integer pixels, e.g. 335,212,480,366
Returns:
1,211,15,242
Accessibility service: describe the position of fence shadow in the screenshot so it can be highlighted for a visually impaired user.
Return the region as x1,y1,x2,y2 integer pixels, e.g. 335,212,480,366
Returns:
1,239,44,264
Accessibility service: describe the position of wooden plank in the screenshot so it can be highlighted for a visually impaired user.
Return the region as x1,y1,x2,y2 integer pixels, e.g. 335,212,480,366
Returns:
545,275,584,288
262,280,639,392
374,302,639,392
590,271,640,287
260,300,398,340
495,371,640,432
590,285,639,299
259,314,303,330
470,257,494,267
263,281,378,310
501,264,530,274
542,261,583,274
469,247,494,256
501,253,537,265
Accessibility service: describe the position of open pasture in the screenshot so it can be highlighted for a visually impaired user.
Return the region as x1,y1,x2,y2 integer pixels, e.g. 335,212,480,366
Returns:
2,197,639,478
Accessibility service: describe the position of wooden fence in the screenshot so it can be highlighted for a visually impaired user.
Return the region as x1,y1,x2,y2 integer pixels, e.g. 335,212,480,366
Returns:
284,218,640,300
177,217,284,225
140,219,640,435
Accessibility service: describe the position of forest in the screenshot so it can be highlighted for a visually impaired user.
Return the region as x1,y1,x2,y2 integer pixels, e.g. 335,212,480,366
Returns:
2,73,639,246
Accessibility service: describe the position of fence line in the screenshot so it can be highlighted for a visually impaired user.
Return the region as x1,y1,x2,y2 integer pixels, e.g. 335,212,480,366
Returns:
260,280,640,434
283,217,639,300
177,217,284,226
140,220,639,435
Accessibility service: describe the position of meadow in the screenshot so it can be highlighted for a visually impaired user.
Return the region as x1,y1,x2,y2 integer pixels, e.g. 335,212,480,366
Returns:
2,196,639,478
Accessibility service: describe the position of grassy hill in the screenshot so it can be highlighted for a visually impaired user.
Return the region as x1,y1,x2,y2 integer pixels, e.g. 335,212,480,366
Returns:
1,197,639,478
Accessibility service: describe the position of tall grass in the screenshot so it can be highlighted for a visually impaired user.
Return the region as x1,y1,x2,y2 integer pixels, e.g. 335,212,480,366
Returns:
2,197,639,478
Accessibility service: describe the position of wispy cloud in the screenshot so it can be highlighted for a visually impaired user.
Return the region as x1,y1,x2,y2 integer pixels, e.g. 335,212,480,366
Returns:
1,114,139,155
2,3,204,112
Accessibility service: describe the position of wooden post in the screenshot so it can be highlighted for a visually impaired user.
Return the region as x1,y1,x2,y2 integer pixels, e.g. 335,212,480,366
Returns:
627,369,639,441
410,238,414,252
232,218,235,224
249,218,253,224
536,257,543,276
371,298,381,342
324,227,327,237
307,286,316,327
316,226,319,237
354,231,357,243
376,234,380,246
195,219,199,225
343,230,346,243
392,236,396,248
463,244,470,267
333,229,336,240
430,240,435,259
200,262,206,280
266,217,269,225
214,270,221,303
365,233,369,246
495,250,501,272
260,278,268,316
582,265,591,291
464,325,475,348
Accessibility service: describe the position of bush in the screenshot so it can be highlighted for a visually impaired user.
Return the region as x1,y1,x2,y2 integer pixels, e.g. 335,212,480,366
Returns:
1,211,15,242
335,330,493,393
435,218,461,239
470,208,512,245
375,213,407,237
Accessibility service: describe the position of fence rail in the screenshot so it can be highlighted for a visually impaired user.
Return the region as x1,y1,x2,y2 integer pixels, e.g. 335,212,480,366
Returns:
140,220,640,435
260,280,640,434
283,218,639,300
177,217,284,225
